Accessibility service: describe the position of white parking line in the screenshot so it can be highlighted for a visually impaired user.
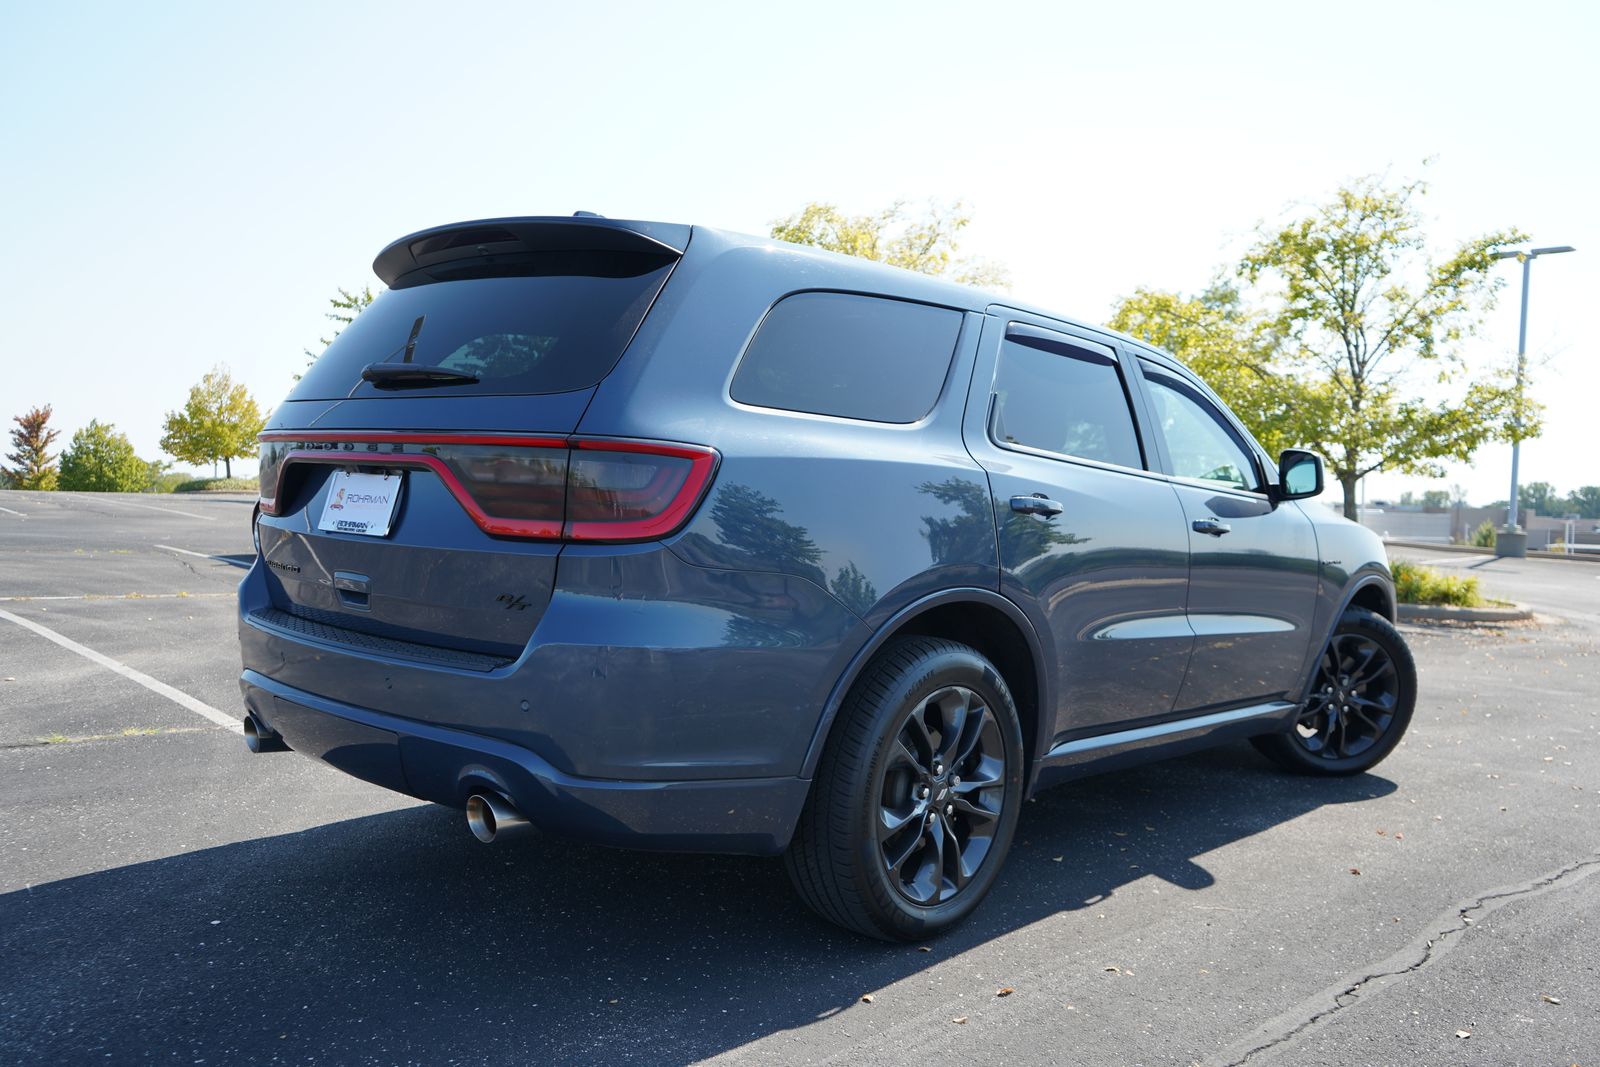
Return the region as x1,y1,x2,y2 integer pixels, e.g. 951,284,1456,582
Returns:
153,544,251,568
0,504,25,517
100,498,215,521
0,607,241,732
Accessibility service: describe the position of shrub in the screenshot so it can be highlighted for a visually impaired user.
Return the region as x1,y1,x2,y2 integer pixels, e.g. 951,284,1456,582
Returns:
1469,520,1497,548
1390,559,1484,607
173,477,258,493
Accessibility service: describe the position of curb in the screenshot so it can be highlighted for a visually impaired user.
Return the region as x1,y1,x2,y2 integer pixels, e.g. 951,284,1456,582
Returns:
1397,602,1533,623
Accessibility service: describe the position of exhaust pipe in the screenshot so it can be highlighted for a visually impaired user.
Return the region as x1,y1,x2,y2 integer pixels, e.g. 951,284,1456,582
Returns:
466,792,531,844
243,713,289,754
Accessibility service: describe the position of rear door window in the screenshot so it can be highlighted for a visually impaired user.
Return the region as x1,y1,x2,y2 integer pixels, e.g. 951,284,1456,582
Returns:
730,292,962,423
989,325,1145,470
290,250,676,400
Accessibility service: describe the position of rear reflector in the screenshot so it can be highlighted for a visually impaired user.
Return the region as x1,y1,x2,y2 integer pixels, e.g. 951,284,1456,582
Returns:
258,433,716,543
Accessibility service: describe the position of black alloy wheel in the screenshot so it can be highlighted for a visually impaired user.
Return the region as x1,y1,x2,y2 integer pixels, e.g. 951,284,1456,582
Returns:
877,685,1007,906
1293,632,1401,760
1253,607,1417,776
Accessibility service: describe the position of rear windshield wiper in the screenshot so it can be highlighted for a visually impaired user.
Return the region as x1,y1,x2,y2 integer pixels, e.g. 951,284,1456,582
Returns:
360,363,480,389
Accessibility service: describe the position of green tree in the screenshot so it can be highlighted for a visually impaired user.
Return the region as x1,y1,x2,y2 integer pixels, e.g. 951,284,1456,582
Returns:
1564,486,1600,520
1421,489,1451,509
3,405,60,490
58,421,152,492
1108,282,1308,458
1241,175,1531,519
298,285,379,380
771,200,1008,288
159,366,266,478
1517,481,1563,517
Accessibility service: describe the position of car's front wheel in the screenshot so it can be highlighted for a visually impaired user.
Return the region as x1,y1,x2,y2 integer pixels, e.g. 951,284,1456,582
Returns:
784,637,1025,941
1252,607,1417,775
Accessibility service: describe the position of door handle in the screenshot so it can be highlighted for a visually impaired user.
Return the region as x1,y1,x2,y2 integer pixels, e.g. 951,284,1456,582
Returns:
1192,518,1232,537
1010,494,1064,518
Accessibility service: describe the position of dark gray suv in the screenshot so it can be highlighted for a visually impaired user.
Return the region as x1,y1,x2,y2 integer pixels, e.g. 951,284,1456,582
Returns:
240,215,1415,940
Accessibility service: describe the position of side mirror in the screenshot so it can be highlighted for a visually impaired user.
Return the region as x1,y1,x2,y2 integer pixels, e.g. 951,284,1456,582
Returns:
1276,449,1324,500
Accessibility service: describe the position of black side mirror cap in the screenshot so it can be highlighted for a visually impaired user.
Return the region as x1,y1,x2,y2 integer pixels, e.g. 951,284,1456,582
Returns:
1275,449,1324,501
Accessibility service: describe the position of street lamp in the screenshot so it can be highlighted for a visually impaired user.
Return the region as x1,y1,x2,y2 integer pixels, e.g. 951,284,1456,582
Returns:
1491,244,1576,558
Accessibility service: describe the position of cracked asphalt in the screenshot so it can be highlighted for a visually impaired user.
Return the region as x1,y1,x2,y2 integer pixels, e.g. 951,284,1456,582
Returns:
1,491,1596,1066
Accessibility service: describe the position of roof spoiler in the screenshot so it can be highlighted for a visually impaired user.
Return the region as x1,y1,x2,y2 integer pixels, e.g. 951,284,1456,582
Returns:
372,216,691,287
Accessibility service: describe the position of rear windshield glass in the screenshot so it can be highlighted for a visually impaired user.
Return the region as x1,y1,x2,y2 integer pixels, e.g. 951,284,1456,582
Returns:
730,292,962,423
289,251,675,400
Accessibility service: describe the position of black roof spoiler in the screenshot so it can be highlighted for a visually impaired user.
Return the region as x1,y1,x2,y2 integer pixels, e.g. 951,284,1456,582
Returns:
372,216,692,287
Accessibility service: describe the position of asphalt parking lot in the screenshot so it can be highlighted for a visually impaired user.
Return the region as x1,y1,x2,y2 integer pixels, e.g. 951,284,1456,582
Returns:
1,492,1596,1066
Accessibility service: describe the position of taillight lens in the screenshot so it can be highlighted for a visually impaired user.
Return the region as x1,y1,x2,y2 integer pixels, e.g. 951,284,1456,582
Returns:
257,433,716,543
565,440,716,541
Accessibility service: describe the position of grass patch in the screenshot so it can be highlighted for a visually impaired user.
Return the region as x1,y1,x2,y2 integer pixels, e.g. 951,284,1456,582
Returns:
173,477,257,493
1391,559,1486,607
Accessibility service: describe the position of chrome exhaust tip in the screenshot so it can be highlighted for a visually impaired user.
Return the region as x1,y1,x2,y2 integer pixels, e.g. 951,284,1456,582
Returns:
243,713,288,754
466,792,530,844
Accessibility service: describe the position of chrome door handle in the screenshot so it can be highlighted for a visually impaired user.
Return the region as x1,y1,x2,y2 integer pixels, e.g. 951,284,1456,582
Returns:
1010,494,1064,518
1192,518,1232,537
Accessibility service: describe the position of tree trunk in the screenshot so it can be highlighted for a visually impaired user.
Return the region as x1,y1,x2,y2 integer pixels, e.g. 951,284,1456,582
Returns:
1340,473,1360,521
224,456,232,478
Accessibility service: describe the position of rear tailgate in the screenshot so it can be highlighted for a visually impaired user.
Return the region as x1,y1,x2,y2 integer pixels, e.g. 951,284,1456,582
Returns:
251,219,689,665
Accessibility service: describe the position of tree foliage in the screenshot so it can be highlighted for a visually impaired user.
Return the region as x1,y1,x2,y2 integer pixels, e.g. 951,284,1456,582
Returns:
771,200,1008,289
3,405,60,490
58,421,152,492
159,366,266,479
1517,481,1562,517
298,285,380,380
1112,175,1531,519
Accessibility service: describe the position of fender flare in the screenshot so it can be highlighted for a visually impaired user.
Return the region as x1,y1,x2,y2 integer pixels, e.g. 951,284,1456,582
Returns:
797,587,1052,780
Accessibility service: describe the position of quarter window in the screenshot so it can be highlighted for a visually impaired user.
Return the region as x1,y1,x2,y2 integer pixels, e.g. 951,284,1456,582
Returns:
730,292,962,423
1140,361,1259,491
989,327,1144,470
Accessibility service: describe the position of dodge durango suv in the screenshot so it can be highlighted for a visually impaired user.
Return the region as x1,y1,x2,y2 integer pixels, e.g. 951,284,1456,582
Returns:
239,214,1416,940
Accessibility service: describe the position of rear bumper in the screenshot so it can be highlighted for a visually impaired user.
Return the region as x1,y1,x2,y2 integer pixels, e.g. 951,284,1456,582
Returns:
240,670,811,855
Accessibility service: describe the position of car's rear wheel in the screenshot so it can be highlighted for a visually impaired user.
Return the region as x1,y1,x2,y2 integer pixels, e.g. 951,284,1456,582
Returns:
784,637,1025,941
1252,607,1416,775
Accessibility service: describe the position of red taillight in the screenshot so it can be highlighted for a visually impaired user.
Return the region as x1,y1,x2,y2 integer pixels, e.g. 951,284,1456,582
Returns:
257,432,716,543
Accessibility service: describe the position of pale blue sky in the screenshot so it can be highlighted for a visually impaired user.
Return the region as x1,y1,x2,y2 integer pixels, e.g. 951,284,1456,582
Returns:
3,0,1595,505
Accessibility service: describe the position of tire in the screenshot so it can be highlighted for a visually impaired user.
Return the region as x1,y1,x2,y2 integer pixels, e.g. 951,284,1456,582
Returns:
1252,607,1417,776
784,636,1026,941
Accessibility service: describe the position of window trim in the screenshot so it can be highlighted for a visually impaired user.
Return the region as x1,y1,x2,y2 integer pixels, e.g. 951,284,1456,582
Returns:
985,322,1151,474
1135,356,1267,495
725,288,966,426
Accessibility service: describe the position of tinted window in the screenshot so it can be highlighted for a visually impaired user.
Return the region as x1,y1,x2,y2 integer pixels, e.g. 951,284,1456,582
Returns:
290,250,676,400
989,328,1144,469
1140,361,1259,490
730,292,962,423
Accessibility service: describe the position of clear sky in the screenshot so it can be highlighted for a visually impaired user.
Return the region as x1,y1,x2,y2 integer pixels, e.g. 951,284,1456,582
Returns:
3,0,1595,506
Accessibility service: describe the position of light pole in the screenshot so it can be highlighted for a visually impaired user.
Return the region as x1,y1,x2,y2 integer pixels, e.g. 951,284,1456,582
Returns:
1492,244,1575,558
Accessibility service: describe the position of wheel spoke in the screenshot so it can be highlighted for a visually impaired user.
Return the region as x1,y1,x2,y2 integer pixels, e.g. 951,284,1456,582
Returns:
884,821,924,875
879,803,923,843
903,710,936,767
929,688,970,765
953,702,990,768
942,818,970,891
928,817,947,902
890,738,928,777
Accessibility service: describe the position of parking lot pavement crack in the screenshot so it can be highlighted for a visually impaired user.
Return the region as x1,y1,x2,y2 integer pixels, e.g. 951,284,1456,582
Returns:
1203,854,1600,1066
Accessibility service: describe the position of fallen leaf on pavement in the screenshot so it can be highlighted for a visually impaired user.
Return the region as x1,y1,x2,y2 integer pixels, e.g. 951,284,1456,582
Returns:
860,994,874,1003
917,946,931,953
1349,868,1362,875
952,1016,968,1024
1456,1029,1472,1038
1541,994,1562,1005
997,987,1015,997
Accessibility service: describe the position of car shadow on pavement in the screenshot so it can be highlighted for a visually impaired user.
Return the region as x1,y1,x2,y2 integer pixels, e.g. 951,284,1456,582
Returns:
0,745,1394,1065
